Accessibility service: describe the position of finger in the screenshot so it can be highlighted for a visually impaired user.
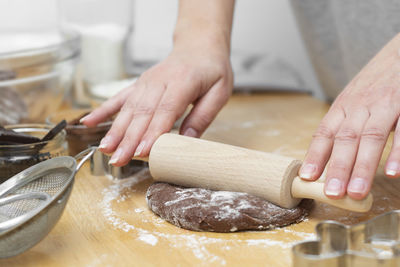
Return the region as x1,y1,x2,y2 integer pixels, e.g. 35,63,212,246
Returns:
98,104,135,154
180,79,231,138
136,82,195,157
299,106,345,181
108,115,153,166
81,85,133,127
347,111,393,199
386,118,400,178
324,108,369,199
107,81,166,164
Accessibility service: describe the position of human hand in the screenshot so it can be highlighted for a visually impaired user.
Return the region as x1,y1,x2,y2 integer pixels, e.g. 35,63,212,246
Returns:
81,36,233,166
299,33,400,200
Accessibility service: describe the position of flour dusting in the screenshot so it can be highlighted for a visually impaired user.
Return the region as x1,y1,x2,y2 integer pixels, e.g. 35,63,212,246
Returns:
86,254,108,267
138,232,158,246
272,144,306,157
207,119,274,133
246,239,293,248
100,169,149,232
261,129,281,136
134,208,144,213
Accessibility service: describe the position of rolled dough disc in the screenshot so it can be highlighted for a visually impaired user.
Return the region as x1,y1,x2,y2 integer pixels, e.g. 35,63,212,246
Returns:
146,182,313,232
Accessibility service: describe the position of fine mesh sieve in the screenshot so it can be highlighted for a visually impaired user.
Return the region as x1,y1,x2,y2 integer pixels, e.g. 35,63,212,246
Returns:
0,147,95,258
0,192,51,233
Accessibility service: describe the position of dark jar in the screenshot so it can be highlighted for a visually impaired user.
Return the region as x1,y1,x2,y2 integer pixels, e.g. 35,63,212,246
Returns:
46,109,112,156
0,124,68,183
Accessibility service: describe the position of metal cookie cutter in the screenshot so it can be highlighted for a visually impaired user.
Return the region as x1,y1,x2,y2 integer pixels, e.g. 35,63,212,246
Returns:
292,210,400,267
90,148,147,179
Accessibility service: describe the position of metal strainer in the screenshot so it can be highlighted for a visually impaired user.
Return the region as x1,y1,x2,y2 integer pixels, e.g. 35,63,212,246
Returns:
0,147,96,258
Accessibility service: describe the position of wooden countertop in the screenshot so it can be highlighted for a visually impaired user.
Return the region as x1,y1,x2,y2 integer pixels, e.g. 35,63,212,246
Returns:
2,92,400,267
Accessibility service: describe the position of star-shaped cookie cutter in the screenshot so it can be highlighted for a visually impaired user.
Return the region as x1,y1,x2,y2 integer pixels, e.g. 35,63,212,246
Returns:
292,210,400,267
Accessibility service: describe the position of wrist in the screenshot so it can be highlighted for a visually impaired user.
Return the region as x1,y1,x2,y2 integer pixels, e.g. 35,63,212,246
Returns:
173,19,231,55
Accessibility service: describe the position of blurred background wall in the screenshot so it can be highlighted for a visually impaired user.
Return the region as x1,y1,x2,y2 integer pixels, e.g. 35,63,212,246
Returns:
134,0,323,98
0,0,324,98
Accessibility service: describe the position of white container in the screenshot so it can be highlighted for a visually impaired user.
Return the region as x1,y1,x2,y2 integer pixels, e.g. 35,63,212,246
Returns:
59,0,134,105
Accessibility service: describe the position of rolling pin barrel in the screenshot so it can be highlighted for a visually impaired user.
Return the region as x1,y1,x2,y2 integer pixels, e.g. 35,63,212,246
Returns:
148,134,373,212
149,133,302,208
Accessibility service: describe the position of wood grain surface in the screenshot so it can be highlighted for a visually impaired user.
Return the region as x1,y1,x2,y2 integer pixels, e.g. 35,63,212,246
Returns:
2,92,400,267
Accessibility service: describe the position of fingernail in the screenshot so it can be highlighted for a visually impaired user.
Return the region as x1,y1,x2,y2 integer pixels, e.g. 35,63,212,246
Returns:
386,162,398,176
299,164,317,180
183,127,198,138
79,114,90,123
99,136,111,149
325,178,342,196
99,143,107,149
134,141,146,157
109,148,123,165
347,177,366,194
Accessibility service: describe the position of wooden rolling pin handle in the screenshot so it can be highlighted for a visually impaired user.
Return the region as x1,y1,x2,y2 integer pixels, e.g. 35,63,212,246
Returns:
137,133,373,212
291,176,373,212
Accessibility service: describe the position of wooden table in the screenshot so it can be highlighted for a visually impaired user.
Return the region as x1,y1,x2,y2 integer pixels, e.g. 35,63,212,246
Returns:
2,92,400,267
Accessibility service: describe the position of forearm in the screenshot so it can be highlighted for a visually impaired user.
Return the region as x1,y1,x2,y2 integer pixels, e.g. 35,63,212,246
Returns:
341,32,400,98
173,0,235,52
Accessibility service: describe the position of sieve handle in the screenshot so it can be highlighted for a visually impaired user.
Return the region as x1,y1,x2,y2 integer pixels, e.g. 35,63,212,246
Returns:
75,146,97,171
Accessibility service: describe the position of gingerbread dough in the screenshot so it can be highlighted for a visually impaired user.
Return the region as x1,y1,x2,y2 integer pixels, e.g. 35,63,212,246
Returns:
146,182,313,232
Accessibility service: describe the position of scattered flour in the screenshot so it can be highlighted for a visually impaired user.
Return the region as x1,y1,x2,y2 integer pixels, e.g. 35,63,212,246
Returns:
101,169,149,232
272,144,306,157
86,254,109,267
207,119,274,133
134,208,144,213
246,239,293,249
261,129,281,137
138,232,158,246
241,121,256,128
282,228,316,239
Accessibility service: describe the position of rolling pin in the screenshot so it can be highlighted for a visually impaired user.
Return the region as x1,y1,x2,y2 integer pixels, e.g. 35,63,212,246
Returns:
138,133,373,212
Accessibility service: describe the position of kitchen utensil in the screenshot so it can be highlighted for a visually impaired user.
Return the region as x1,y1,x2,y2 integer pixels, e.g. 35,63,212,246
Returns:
38,120,67,143
292,210,400,267
90,148,147,179
0,124,68,183
46,109,112,156
0,147,95,258
132,133,372,212
31,119,67,152
0,125,41,145
0,192,51,234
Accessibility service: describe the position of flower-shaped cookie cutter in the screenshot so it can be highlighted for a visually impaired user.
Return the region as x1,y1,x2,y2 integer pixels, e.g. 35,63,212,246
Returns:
292,210,400,267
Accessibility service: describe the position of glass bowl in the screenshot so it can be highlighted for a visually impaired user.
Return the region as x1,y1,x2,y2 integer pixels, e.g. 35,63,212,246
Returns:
0,30,80,124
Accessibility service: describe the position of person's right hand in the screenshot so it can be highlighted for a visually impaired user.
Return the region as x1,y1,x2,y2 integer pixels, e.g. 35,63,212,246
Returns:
81,35,233,166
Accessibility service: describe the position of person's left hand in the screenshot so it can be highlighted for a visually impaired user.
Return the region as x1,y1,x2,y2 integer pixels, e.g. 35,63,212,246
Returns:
298,33,400,200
